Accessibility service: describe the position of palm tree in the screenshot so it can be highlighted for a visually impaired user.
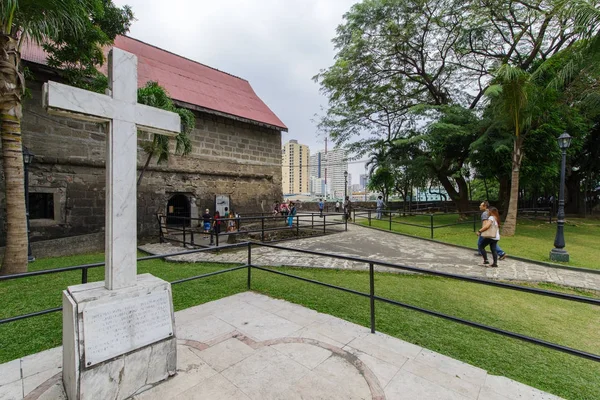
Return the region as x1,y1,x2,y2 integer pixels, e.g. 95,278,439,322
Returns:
0,0,92,274
136,81,194,186
485,64,535,236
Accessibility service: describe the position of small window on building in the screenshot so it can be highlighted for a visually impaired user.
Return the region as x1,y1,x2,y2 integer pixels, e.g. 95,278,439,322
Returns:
29,193,55,219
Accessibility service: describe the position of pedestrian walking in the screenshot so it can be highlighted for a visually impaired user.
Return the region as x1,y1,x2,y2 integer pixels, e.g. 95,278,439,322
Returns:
475,201,506,260
335,201,340,213
318,198,324,217
477,206,501,267
376,195,385,219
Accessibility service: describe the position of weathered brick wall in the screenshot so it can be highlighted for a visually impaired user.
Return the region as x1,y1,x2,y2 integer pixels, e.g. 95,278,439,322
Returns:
0,69,283,248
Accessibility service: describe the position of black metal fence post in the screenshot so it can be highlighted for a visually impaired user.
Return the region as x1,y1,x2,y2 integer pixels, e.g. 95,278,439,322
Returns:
324,215,327,234
296,215,300,236
216,229,219,247
81,268,88,284
430,214,434,239
389,211,392,231
261,217,265,242
191,230,195,246
369,262,375,334
247,242,252,290
368,210,372,226
345,212,348,231
182,221,186,246
312,213,314,229
473,213,477,232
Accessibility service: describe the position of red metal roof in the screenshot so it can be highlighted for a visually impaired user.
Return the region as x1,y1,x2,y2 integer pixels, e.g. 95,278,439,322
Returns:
20,36,287,131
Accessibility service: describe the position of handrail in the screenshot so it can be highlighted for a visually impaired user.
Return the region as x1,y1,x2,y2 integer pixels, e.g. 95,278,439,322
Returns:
1,240,598,365
158,211,348,248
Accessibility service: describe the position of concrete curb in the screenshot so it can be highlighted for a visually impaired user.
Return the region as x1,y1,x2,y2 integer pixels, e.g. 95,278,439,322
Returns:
352,222,600,276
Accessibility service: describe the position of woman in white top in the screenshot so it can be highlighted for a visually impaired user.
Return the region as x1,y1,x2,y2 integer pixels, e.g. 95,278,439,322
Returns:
476,206,501,267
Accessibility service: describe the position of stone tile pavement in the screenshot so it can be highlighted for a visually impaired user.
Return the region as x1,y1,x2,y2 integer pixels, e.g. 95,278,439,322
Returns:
140,223,600,291
0,292,563,399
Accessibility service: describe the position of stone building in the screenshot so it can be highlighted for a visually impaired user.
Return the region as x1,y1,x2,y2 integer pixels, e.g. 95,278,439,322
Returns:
0,36,287,256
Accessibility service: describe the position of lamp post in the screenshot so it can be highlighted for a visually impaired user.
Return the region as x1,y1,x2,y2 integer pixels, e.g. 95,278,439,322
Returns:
23,147,35,262
344,170,348,200
549,132,572,262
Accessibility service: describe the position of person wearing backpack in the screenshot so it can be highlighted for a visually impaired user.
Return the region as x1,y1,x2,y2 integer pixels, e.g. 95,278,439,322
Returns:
477,206,501,268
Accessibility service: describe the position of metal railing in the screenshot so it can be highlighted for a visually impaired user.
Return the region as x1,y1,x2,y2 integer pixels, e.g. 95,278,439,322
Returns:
517,207,553,223
1,242,599,363
352,209,481,239
158,212,347,247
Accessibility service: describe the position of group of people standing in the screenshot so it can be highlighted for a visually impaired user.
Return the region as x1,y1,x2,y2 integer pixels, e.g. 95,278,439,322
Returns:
272,201,298,227
272,197,353,226
318,197,353,221
202,207,239,236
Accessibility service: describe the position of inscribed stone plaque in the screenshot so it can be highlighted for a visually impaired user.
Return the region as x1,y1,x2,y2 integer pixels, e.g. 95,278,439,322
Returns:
215,195,230,216
83,291,173,366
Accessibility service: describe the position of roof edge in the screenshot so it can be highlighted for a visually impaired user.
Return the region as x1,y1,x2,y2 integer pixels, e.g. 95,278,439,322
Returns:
120,35,249,83
173,99,288,132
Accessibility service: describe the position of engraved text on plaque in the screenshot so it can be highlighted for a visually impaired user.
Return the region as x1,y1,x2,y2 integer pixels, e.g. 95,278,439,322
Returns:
83,290,172,366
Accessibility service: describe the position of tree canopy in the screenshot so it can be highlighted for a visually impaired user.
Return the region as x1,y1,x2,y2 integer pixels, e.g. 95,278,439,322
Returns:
315,0,600,223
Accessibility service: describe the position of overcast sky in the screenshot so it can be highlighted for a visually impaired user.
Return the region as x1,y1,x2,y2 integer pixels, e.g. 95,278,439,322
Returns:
112,0,365,184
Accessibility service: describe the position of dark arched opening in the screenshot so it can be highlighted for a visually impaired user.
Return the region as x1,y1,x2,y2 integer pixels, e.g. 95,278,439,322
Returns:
166,194,191,227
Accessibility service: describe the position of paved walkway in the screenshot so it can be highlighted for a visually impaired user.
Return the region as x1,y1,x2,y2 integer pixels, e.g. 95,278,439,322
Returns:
140,223,600,291
0,292,562,399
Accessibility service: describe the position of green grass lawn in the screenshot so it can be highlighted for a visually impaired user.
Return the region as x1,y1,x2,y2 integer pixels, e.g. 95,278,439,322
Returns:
1,252,599,399
358,214,600,270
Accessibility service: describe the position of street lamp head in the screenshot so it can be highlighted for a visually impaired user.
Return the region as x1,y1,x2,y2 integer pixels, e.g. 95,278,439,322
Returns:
22,147,35,165
557,132,572,150
344,170,348,178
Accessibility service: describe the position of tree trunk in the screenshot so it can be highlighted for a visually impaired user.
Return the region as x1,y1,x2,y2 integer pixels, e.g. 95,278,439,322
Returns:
0,34,28,275
438,174,469,214
498,176,510,218
502,137,525,236
137,150,154,186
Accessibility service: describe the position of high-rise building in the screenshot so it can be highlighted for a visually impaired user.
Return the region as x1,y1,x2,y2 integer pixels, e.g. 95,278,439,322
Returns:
310,177,327,196
282,140,309,194
308,148,348,198
360,174,369,190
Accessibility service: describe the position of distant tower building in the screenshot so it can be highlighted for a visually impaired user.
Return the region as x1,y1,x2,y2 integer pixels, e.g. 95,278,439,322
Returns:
309,147,347,198
282,140,310,194
360,174,369,190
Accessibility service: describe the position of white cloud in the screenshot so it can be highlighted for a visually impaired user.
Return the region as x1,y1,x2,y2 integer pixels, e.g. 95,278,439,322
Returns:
113,0,365,182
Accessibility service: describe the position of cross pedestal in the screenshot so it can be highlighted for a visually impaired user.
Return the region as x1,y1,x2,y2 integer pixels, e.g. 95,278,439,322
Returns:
43,48,181,400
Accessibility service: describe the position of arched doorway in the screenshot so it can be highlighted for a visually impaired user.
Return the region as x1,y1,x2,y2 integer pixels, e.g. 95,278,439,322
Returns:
166,194,191,227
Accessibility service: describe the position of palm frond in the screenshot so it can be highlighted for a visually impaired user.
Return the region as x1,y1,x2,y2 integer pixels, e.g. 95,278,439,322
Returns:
2,0,96,40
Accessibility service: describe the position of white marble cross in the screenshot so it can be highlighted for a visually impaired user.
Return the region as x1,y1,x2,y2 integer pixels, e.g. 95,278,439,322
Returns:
43,48,181,290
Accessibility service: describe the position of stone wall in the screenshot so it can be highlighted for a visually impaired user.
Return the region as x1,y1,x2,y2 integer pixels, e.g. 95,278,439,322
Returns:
0,68,283,248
